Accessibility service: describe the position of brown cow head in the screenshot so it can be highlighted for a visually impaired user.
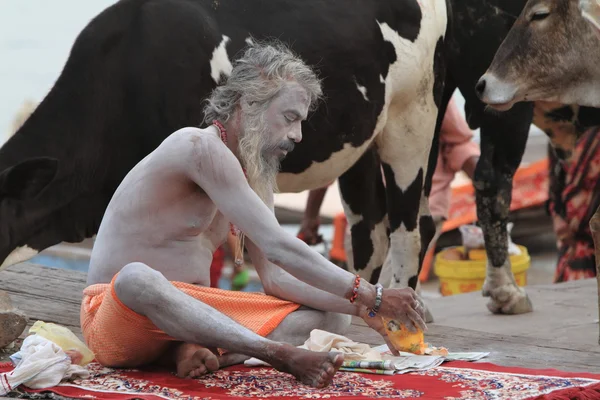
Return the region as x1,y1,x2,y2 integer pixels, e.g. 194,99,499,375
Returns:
475,0,600,111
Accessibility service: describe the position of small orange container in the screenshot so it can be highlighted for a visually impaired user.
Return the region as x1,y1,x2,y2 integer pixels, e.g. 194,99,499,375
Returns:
382,318,426,355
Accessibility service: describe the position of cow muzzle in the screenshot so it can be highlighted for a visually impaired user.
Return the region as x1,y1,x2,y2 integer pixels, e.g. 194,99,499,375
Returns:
475,73,518,112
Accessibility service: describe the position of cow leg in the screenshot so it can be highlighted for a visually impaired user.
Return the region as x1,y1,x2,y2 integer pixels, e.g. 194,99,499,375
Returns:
475,102,534,315
375,99,437,303
377,187,436,323
378,85,451,324
337,147,389,284
373,37,446,325
589,205,600,344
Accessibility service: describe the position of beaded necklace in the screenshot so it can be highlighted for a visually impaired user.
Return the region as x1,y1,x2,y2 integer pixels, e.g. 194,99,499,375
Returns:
212,119,246,268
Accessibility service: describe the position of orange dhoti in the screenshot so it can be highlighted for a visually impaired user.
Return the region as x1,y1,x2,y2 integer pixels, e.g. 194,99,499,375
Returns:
80,276,301,367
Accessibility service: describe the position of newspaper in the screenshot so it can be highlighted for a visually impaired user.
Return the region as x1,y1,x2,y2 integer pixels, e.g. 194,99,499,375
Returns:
339,356,444,375
342,360,395,370
339,367,396,376
339,354,445,375
444,352,490,362
336,345,490,375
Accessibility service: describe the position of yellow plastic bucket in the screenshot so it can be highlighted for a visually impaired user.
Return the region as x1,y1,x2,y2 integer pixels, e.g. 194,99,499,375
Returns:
434,245,531,296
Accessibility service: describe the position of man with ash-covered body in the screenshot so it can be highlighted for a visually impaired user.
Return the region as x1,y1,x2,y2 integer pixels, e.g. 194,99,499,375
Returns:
80,42,425,388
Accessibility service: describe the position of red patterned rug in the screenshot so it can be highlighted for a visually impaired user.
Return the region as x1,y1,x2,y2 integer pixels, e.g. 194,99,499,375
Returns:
1,360,599,400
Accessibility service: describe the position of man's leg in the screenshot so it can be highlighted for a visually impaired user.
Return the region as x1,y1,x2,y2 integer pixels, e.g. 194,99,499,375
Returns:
114,262,344,387
268,307,351,346
203,306,351,373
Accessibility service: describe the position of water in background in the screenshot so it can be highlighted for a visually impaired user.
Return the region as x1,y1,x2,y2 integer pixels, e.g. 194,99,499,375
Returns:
0,1,117,141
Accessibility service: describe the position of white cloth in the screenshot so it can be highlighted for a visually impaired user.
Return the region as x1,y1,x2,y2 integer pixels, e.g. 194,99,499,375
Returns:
0,335,89,395
245,329,382,367
459,223,521,256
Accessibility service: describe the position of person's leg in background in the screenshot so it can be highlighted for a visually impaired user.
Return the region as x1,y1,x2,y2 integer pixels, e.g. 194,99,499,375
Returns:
548,127,600,282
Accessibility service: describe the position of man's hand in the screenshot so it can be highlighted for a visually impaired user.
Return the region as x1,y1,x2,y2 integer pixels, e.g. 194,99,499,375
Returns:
297,217,323,245
375,287,427,333
358,307,400,356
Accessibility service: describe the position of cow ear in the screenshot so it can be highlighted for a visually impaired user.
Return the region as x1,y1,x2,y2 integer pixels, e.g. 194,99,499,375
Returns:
0,157,59,200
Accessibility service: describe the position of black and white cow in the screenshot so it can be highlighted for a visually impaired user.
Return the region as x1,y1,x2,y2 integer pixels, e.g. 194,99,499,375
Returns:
0,0,449,318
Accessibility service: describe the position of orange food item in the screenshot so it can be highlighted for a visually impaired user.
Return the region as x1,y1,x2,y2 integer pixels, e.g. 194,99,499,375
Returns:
442,247,464,261
467,249,488,260
382,318,426,355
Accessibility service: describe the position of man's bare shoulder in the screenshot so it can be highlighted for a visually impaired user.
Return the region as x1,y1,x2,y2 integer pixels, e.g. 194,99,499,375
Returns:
166,126,222,151
161,127,226,163
165,127,244,184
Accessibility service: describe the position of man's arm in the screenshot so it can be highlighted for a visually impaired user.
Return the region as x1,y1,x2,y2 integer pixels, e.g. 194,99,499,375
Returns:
439,97,481,180
248,187,361,316
245,238,364,316
247,236,407,354
246,239,403,355
182,131,377,306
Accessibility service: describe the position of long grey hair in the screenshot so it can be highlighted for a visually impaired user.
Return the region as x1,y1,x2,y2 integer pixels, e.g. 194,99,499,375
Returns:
203,40,323,203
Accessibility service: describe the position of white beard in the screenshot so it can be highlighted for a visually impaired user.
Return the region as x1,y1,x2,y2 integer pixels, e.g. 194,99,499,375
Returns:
237,114,280,206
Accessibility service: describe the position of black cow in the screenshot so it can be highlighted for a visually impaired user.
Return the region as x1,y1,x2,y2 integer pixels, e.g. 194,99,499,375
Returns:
4,0,595,318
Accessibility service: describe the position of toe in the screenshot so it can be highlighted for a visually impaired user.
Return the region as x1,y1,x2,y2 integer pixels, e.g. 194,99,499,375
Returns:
190,365,207,378
329,352,344,368
204,355,219,372
320,370,328,381
318,371,333,388
316,375,327,388
326,364,334,375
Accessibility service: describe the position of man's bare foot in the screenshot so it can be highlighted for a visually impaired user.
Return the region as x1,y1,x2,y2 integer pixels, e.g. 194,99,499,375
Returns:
270,344,344,388
175,343,220,378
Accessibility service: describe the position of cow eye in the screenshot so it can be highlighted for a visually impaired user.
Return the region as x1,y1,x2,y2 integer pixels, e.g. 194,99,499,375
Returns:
531,11,550,21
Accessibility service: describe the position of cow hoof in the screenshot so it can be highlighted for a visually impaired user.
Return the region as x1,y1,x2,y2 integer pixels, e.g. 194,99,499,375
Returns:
0,310,28,348
482,263,533,315
483,284,533,314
